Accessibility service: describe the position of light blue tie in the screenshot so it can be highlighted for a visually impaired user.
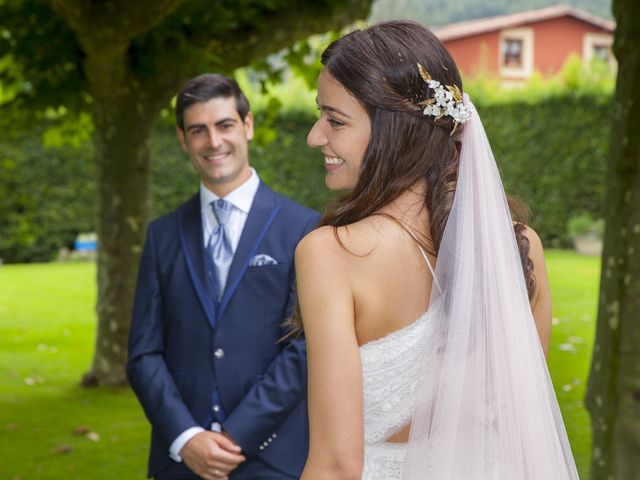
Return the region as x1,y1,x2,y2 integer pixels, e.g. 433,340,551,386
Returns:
208,199,234,300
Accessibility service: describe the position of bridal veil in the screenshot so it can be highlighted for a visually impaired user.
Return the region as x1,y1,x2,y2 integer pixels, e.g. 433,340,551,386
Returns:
402,96,580,479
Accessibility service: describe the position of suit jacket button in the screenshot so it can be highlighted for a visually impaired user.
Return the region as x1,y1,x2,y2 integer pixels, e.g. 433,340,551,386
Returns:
212,404,221,413
214,348,225,359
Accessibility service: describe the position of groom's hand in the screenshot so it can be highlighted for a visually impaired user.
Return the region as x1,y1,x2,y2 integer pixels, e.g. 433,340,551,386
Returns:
220,430,238,447
181,431,245,480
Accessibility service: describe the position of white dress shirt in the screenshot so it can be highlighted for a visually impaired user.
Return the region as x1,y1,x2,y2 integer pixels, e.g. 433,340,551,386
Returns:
169,169,260,462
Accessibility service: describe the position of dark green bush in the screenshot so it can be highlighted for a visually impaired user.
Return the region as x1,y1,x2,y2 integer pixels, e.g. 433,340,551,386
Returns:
0,94,609,263
0,137,95,263
477,94,609,247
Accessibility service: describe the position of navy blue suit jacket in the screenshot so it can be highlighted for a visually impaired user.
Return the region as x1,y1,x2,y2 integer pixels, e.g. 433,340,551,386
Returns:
127,182,319,478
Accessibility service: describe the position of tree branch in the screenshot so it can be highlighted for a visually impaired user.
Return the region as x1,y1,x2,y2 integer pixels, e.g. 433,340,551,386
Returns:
204,0,371,69
136,0,372,101
45,0,189,51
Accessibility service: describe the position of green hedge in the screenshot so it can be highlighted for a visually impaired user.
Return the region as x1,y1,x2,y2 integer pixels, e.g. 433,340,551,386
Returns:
0,137,95,263
0,94,609,263
478,93,609,247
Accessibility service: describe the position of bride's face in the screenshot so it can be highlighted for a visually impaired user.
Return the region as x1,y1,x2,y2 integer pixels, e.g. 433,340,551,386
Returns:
307,69,371,191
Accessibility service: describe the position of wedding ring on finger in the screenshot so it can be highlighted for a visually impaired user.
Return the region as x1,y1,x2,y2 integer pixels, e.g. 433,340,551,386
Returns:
213,469,221,477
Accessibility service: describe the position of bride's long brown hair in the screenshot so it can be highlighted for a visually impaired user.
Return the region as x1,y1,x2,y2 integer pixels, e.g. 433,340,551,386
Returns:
289,21,534,335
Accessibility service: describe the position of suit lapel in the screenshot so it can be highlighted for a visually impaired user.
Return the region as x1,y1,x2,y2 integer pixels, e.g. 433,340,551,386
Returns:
178,194,217,329
219,182,280,317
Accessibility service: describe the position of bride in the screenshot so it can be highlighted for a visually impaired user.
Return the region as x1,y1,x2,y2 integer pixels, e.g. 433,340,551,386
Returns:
294,20,579,479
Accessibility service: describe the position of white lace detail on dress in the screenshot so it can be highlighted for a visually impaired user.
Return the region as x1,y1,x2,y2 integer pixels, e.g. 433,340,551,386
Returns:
360,300,440,480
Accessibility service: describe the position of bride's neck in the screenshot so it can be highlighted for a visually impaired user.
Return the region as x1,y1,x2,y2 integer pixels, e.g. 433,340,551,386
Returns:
379,182,428,220
375,182,432,241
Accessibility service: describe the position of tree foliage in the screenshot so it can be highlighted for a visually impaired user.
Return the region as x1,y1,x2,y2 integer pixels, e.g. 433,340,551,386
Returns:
0,0,371,386
1,0,370,122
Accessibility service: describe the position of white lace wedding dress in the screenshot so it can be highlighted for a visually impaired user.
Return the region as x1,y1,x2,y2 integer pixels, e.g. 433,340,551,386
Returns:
360,249,439,480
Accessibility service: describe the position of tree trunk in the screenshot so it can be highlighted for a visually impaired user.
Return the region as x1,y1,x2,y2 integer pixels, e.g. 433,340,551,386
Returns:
81,94,157,387
78,41,172,386
585,0,640,477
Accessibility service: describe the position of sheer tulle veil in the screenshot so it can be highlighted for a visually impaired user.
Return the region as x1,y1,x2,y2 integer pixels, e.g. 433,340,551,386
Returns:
402,96,580,479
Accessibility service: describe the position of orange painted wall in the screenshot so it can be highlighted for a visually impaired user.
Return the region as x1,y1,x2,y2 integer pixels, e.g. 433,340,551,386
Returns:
444,31,501,77
531,16,609,75
441,16,612,78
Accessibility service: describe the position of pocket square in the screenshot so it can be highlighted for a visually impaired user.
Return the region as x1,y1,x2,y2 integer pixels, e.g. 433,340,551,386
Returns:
249,254,279,266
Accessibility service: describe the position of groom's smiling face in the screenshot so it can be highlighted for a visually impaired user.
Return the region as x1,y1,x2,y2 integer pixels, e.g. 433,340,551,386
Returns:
177,96,254,197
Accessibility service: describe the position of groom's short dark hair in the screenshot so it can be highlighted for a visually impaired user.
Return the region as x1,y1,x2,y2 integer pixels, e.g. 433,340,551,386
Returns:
175,73,250,129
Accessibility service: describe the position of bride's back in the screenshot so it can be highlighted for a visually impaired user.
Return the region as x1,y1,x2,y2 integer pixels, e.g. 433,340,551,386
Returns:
336,211,435,347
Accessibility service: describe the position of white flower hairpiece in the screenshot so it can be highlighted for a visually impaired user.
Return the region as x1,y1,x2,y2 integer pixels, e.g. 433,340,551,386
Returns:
416,63,471,135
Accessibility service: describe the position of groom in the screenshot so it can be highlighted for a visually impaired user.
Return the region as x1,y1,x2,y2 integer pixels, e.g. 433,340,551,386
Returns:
127,73,318,479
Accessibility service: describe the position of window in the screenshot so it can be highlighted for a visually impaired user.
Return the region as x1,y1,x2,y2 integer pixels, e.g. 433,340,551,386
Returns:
499,28,534,80
502,38,523,67
583,33,615,70
592,44,610,62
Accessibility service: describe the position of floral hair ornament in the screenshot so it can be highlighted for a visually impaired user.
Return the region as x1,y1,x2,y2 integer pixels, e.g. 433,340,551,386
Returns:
416,63,471,135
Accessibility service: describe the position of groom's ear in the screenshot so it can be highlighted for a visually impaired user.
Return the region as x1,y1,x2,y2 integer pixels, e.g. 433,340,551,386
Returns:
176,126,188,153
243,111,254,142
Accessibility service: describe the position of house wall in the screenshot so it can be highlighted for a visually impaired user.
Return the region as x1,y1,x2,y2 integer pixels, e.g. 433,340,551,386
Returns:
531,16,610,75
440,15,613,79
444,30,501,77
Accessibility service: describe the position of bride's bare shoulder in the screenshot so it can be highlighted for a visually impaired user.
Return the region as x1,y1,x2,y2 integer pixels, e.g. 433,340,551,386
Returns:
295,226,344,270
296,218,385,262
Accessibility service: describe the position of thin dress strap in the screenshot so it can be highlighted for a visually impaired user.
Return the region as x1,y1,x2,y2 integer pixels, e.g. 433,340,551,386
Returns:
403,226,443,294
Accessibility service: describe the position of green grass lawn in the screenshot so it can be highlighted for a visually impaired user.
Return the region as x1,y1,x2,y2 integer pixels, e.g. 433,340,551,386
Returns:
0,251,599,479
546,250,600,478
0,262,149,479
